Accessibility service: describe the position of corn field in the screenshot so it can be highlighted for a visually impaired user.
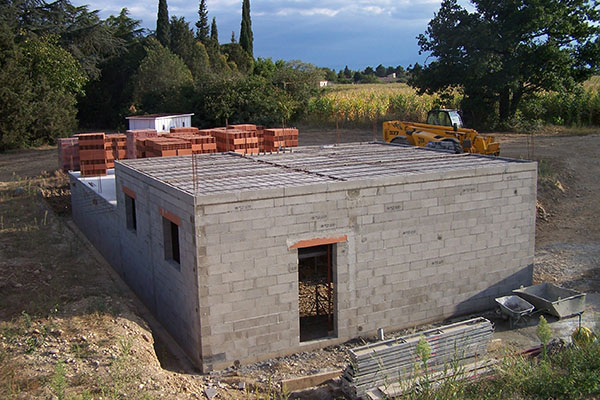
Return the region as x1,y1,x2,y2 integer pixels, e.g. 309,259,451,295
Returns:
304,80,600,130
306,83,462,128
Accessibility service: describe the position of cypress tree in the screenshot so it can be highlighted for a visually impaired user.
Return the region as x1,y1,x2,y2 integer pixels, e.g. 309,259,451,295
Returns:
156,0,169,46
231,31,236,43
195,0,209,42
239,0,253,57
210,17,218,43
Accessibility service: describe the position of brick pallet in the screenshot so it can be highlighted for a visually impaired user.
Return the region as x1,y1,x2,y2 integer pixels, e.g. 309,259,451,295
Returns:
106,134,127,168
61,123,299,175
144,137,192,157
78,133,108,177
126,129,158,159
165,134,217,154
212,129,259,154
170,127,199,135
58,137,80,172
263,128,299,152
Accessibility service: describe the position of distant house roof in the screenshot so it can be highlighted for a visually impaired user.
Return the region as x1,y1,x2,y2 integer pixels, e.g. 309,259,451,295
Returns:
126,113,194,120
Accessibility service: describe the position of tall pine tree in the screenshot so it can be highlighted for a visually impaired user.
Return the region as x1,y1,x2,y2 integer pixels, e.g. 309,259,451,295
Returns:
210,17,218,43
195,0,209,42
239,0,253,57
156,0,169,46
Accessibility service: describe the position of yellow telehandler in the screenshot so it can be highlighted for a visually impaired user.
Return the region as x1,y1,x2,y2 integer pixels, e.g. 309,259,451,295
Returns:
383,109,500,155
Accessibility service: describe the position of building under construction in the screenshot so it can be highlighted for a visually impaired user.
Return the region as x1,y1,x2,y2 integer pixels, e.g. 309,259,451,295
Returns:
69,142,536,372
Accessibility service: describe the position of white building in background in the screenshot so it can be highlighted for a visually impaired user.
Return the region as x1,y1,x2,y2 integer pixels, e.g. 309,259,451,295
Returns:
126,113,194,133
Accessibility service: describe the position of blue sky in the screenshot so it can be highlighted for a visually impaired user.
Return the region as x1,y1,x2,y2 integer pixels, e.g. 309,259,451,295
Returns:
74,0,447,71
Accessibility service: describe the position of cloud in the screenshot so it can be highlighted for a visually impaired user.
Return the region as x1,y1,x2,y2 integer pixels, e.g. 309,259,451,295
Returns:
72,0,445,69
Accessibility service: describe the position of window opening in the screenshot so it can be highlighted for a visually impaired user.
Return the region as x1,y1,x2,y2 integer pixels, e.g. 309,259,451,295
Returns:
125,194,137,231
298,244,335,342
163,217,180,265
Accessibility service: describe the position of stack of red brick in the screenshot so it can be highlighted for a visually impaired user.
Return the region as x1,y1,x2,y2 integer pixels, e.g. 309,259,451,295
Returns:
59,123,299,177
58,137,80,172
211,128,259,154
164,127,217,155
126,129,158,159
264,128,299,152
106,134,127,169
142,137,192,157
78,133,108,177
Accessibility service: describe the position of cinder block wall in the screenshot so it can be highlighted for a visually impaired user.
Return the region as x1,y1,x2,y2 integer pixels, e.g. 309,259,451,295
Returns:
69,175,122,272
70,167,203,368
194,162,536,370
115,165,203,367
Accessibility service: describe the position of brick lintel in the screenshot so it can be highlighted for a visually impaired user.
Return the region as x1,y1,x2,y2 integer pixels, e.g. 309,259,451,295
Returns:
289,235,347,249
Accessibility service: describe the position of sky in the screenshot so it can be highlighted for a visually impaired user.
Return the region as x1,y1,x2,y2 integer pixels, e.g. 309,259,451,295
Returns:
72,0,449,71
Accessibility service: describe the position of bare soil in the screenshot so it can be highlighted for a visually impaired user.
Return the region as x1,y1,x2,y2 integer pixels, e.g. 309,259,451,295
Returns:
1,129,599,399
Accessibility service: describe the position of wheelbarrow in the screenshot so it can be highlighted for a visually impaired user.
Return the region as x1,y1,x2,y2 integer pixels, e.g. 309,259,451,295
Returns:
495,295,535,328
513,283,586,319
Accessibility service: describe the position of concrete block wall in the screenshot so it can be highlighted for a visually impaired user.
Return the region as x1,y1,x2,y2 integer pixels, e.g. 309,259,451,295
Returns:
115,164,202,367
194,161,536,370
70,166,203,368
69,175,122,272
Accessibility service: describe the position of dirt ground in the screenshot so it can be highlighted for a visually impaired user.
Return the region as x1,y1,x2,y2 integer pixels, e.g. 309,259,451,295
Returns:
1,129,599,399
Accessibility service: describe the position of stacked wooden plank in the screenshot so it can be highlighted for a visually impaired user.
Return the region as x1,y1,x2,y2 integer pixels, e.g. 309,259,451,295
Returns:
341,318,494,399
264,128,299,152
78,133,108,177
126,129,158,159
57,137,80,172
143,137,192,157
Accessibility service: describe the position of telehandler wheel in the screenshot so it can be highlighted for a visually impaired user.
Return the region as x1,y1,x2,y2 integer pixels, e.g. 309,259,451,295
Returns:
391,136,410,145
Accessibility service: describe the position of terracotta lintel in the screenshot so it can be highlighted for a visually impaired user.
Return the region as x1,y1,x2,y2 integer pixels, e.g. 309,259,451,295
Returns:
290,235,347,249
122,185,136,199
159,207,181,226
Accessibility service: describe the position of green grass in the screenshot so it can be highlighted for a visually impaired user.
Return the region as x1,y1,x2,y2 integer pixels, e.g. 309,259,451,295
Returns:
399,340,600,400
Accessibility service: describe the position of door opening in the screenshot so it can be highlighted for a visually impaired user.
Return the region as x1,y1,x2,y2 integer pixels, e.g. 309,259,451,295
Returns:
298,244,335,342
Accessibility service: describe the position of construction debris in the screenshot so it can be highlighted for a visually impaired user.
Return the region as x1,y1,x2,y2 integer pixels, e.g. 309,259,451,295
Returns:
341,317,494,399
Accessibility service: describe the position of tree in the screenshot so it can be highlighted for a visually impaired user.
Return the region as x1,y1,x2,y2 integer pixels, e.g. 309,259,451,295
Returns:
239,0,253,57
272,60,323,119
3,0,122,81
363,66,375,76
323,68,337,82
156,0,169,46
210,16,218,43
353,71,363,83
195,0,209,42
170,16,209,79
410,0,600,128
343,65,352,78
221,42,253,73
231,31,236,43
132,39,193,108
78,9,146,129
0,23,86,149
375,64,387,77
